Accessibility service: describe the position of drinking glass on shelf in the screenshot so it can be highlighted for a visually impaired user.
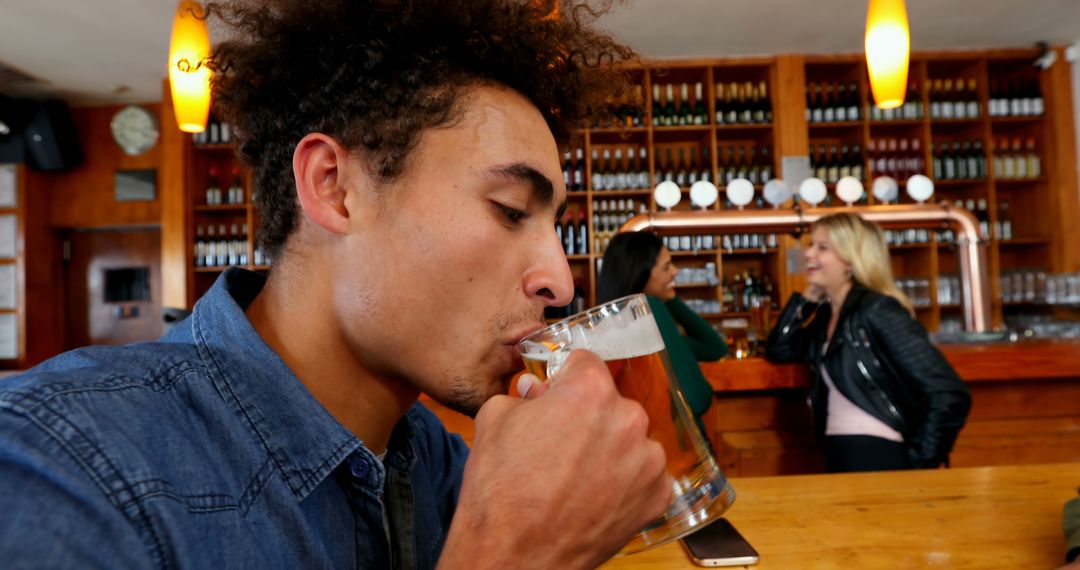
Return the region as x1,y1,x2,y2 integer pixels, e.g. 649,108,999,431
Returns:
517,294,736,555
721,318,751,359
748,295,771,355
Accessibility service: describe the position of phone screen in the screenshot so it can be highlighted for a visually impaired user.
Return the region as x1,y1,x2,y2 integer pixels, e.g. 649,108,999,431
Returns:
680,518,760,567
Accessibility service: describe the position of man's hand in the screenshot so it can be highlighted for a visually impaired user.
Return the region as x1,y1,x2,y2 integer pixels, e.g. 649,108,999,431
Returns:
439,350,672,569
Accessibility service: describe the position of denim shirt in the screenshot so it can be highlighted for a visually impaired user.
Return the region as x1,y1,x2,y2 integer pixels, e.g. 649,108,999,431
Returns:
0,269,469,569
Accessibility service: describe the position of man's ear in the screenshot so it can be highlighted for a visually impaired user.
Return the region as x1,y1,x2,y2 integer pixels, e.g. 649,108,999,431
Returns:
293,133,356,236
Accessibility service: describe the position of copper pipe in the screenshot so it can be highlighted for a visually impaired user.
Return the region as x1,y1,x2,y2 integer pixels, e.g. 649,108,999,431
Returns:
620,203,992,332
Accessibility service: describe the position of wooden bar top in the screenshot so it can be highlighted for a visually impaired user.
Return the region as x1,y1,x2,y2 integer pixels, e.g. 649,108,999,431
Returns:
702,339,1080,391
603,462,1080,569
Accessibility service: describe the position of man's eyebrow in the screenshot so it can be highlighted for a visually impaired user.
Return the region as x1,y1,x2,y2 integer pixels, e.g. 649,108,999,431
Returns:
487,163,555,205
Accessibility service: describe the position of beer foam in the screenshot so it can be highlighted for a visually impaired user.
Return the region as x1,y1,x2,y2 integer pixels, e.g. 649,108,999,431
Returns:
586,311,665,360
522,310,664,362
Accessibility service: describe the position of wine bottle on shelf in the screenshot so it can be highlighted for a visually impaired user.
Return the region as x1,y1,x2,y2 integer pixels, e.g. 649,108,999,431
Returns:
726,82,740,124
966,78,980,118
1025,138,1041,178
573,148,585,192
675,148,689,187
851,144,864,181
679,83,693,126
652,84,663,127
194,226,205,267
740,81,754,124
846,82,860,121
227,224,239,266
1008,81,1023,116
835,83,848,122
699,147,712,186
590,149,603,190
613,149,626,189
632,84,645,127
601,149,615,191
998,201,1013,241
760,81,773,123
239,224,249,265
637,147,650,189
694,82,708,125
664,84,677,126
562,150,572,190
206,166,221,206
228,166,244,204
1030,79,1045,116
205,225,217,267
806,83,818,123
577,210,588,254
216,225,228,267
822,83,835,122
563,212,576,255
759,146,773,183
715,82,727,125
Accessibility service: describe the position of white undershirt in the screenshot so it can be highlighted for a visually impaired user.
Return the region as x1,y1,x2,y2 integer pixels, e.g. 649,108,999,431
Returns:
821,342,904,442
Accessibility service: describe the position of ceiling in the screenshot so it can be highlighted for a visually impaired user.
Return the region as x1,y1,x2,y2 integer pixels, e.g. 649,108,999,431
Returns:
2,0,1080,105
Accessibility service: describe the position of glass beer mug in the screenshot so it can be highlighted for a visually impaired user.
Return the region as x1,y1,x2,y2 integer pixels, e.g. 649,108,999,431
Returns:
517,294,735,554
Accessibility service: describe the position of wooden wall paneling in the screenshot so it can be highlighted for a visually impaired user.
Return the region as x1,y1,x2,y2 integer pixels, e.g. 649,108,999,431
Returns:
1044,47,1080,273
772,55,808,304
160,79,194,309
20,167,64,367
48,105,162,229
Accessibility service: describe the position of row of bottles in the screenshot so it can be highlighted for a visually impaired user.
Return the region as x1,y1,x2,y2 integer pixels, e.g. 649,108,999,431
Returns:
722,270,775,313
868,83,923,121
988,79,1044,117
192,117,233,146
931,140,987,181
993,138,1041,180
928,78,981,120
588,147,651,191
204,166,246,206
652,83,710,127
594,199,647,254
195,224,251,267
867,137,924,181
806,82,861,123
556,210,589,256
810,144,864,184
715,81,772,125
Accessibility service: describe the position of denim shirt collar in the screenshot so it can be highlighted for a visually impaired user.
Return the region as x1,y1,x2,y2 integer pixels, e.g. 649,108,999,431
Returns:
190,268,365,501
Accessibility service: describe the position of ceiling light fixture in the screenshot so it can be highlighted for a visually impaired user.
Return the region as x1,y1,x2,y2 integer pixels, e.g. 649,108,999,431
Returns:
168,1,212,133
865,0,910,109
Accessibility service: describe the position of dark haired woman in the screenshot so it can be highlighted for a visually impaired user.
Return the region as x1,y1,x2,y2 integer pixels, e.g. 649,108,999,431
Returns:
597,231,727,436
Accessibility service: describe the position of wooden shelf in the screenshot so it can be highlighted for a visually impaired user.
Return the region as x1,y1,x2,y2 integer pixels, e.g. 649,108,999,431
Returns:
192,143,236,151
808,121,862,129
888,242,934,250
721,247,780,255
714,123,773,131
869,119,925,127
588,189,651,197
932,178,988,186
588,126,649,134
195,264,272,273
930,117,985,126
566,254,591,261
995,177,1047,185
194,204,248,212
675,282,719,288
671,249,720,257
997,237,1051,246
991,115,1044,124
653,125,712,133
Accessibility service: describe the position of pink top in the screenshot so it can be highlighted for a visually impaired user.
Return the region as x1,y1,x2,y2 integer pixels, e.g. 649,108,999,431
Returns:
820,342,903,442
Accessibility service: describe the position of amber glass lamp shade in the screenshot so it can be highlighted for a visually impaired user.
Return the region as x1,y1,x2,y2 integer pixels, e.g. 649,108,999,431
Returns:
169,1,212,133
865,0,910,109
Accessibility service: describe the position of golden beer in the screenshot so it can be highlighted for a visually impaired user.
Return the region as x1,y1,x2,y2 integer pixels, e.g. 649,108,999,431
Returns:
518,294,735,554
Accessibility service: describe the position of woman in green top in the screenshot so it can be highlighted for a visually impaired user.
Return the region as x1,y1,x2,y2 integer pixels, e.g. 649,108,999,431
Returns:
596,232,728,434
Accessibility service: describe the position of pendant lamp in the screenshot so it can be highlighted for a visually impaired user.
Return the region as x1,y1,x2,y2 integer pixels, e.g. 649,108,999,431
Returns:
865,0,910,109
168,1,212,133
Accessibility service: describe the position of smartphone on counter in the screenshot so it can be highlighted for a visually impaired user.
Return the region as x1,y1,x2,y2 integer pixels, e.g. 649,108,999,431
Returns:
680,518,759,567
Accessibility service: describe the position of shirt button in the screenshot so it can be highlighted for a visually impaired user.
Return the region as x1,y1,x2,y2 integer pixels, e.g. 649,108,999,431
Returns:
349,457,370,480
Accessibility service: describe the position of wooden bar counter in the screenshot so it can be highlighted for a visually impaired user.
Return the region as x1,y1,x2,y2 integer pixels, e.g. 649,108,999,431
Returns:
421,339,1080,475
700,339,1080,476
603,462,1080,569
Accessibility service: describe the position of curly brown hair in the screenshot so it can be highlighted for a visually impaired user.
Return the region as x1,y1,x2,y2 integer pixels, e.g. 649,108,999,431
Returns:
205,0,636,259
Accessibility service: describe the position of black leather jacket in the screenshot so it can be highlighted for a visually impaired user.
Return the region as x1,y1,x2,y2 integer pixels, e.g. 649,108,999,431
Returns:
765,283,972,468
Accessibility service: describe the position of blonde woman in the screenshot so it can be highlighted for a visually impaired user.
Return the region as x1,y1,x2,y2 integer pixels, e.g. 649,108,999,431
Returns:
766,212,971,472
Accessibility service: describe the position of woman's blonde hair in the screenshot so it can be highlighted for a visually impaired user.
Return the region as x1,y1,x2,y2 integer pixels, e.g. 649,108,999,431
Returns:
813,212,915,315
